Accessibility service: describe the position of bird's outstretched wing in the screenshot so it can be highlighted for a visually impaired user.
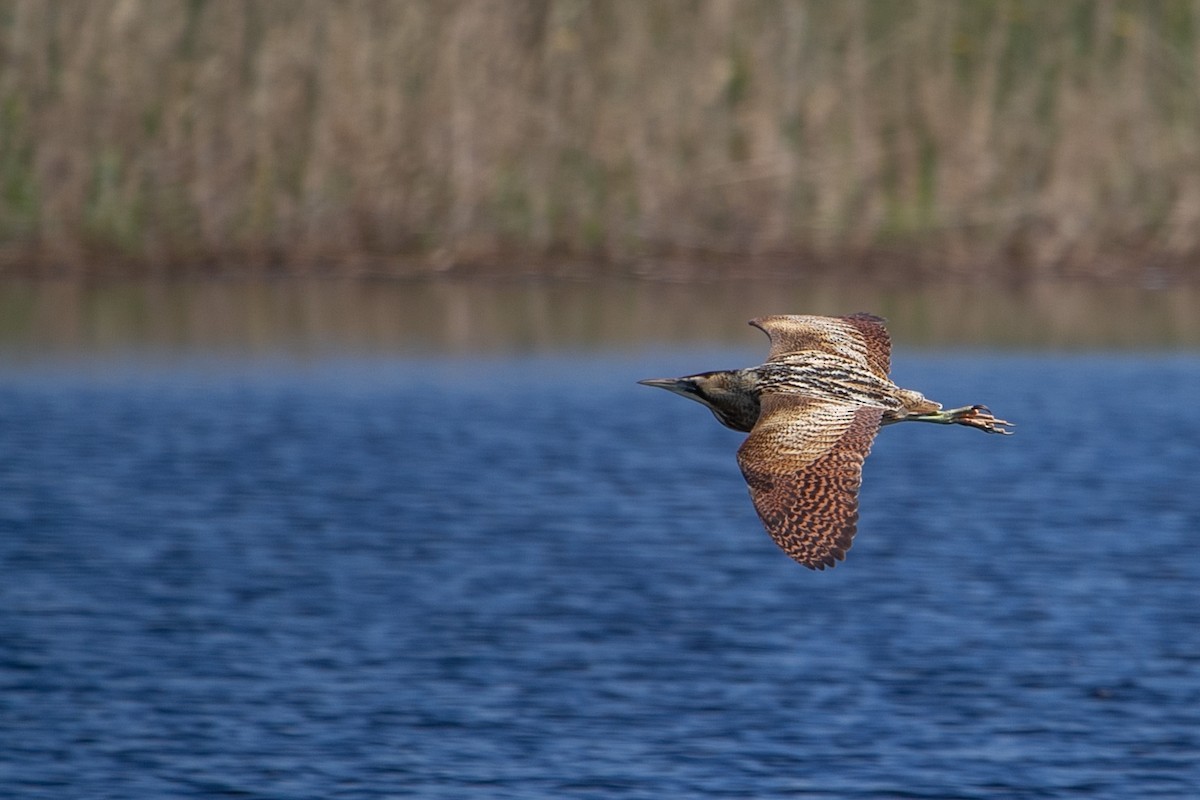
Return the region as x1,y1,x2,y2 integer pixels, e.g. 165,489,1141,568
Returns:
736,394,883,569
749,314,891,379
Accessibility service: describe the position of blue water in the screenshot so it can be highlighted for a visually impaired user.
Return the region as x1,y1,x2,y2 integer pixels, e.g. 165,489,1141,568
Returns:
3,352,1199,799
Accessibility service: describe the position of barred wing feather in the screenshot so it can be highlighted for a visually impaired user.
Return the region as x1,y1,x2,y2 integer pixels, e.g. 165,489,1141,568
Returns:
749,314,891,380
736,394,884,569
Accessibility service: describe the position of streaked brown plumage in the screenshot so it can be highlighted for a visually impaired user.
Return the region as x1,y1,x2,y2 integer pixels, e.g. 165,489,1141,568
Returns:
639,313,1012,570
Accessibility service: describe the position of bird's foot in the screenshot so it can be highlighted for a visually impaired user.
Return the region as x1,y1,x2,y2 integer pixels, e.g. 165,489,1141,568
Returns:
944,404,1014,435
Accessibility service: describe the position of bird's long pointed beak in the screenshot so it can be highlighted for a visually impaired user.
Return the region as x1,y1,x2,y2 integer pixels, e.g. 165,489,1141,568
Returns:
638,377,693,396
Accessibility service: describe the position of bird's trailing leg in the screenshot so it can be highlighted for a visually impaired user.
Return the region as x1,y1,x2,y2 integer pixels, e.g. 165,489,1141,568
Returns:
908,404,1013,435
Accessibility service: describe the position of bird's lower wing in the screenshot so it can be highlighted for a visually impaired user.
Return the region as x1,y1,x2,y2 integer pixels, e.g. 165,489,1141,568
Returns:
736,395,884,570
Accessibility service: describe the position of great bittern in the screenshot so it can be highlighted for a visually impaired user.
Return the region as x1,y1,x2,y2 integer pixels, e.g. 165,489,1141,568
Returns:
640,313,1012,570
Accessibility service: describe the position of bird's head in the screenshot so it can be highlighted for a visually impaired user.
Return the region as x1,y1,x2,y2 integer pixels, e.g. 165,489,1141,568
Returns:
638,370,759,432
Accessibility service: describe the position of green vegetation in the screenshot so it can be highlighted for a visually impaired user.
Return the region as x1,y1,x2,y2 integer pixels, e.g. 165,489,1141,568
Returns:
2,0,1200,280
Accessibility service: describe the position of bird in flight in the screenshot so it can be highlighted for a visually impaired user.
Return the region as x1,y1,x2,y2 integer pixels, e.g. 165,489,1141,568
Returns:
639,313,1011,570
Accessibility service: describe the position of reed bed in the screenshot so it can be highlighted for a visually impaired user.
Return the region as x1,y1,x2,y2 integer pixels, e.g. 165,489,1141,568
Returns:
2,0,1200,280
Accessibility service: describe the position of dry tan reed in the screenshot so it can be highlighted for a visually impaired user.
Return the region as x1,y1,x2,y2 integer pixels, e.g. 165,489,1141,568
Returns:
2,0,1200,280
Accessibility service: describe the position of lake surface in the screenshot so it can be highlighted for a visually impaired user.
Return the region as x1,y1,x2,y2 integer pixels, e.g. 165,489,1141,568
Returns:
3,345,1199,798
5,277,1200,355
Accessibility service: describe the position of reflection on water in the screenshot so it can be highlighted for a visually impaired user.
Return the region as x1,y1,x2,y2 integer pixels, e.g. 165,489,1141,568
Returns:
2,277,1200,357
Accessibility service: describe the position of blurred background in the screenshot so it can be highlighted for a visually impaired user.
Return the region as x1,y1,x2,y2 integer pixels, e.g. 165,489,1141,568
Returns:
4,3,1200,799
5,0,1200,280
2,0,1200,351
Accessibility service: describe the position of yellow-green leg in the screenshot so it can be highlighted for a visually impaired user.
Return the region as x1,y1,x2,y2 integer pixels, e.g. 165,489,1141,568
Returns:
908,404,1013,435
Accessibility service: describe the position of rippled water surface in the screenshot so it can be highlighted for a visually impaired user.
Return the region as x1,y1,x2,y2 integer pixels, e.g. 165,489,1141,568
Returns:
3,352,1200,798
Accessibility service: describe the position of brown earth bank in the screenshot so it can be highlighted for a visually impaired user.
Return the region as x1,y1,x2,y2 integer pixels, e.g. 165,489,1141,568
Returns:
0,242,1194,286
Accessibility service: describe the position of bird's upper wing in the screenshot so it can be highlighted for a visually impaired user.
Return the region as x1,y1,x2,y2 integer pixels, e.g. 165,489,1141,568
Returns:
749,314,891,379
736,393,883,570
